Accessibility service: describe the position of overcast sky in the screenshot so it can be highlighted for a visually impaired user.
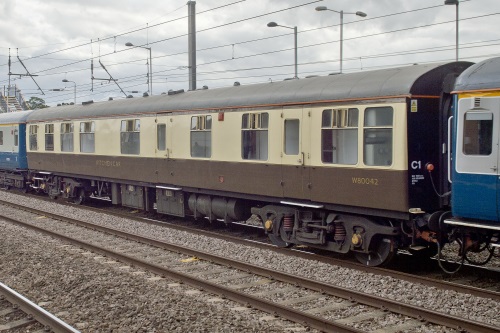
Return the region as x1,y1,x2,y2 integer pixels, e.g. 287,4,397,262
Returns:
1,0,499,106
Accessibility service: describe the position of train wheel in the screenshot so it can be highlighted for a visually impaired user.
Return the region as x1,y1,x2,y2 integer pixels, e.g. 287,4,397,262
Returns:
354,237,396,267
268,234,293,248
268,223,293,248
73,189,86,205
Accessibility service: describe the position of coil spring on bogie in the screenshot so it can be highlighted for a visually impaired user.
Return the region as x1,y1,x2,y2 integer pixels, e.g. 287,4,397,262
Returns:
283,214,294,232
334,223,346,242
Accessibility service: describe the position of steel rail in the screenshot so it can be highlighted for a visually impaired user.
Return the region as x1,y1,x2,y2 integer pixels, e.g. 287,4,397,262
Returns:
1,207,499,333
1,213,362,333
0,282,80,333
88,201,500,302
5,197,500,303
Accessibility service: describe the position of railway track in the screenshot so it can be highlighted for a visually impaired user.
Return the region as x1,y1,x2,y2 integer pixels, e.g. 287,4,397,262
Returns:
1,200,498,333
17,194,500,301
0,282,79,333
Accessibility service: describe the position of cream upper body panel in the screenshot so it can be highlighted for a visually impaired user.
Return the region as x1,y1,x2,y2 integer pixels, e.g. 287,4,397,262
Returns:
27,61,467,171
27,101,407,171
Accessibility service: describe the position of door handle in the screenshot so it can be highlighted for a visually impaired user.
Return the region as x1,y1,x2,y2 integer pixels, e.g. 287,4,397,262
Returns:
491,166,497,172
298,152,304,165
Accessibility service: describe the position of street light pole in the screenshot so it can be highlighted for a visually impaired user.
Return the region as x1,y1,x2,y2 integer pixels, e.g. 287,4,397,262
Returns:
125,42,153,95
445,0,459,61
62,79,76,105
315,6,367,73
267,22,298,79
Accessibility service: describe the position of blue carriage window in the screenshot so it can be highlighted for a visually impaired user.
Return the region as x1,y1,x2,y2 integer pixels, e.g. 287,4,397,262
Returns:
463,112,493,156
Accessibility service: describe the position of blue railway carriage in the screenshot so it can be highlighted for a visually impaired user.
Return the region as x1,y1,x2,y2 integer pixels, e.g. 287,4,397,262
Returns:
445,57,500,264
0,110,33,190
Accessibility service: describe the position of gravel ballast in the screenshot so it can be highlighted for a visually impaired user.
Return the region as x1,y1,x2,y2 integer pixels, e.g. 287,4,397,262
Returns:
0,190,499,331
0,209,303,331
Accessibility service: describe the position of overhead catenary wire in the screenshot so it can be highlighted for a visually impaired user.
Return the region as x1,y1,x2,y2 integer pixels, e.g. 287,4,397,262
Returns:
5,9,496,84
18,37,500,102
6,0,497,104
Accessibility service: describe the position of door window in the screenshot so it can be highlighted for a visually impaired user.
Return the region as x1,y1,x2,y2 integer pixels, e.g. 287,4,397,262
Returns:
157,124,166,151
284,119,299,155
463,112,493,156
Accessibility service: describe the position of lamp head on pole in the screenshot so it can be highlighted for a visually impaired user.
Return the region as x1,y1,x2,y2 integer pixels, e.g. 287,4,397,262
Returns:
62,79,68,83
267,22,278,28
356,11,367,17
125,42,134,47
444,0,459,4
315,6,327,11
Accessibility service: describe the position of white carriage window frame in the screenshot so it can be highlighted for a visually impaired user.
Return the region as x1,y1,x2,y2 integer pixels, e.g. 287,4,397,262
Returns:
321,108,359,165
120,119,140,155
45,124,54,151
363,106,393,167
60,122,74,152
190,115,212,158
29,125,38,151
80,121,95,153
241,112,269,161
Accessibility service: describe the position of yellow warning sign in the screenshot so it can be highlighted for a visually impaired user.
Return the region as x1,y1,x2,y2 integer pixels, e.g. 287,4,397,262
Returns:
411,100,418,112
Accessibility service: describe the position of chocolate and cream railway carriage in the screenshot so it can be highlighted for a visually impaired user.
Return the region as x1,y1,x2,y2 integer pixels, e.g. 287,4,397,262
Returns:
23,61,472,266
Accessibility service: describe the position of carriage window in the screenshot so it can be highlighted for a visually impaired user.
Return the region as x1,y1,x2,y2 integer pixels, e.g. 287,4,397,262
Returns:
190,115,212,158
121,119,140,155
45,124,54,151
284,119,299,155
29,125,38,150
363,107,393,166
14,129,18,146
80,121,95,153
321,108,358,164
242,113,268,160
157,123,166,151
463,112,493,155
61,123,74,152
0,131,3,145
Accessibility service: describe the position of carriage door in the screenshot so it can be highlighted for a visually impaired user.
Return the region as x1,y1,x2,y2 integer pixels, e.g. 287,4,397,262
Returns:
155,115,172,182
281,107,309,200
455,97,499,221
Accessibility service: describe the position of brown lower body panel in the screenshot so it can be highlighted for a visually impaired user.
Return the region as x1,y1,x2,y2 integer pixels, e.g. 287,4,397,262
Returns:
28,153,409,213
